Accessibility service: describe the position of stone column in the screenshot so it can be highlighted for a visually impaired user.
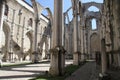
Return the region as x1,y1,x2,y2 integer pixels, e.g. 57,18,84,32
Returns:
0,1,5,49
0,1,4,30
31,0,40,63
87,21,91,59
49,0,65,76
9,9,15,62
80,16,85,61
0,0,5,67
72,0,80,65
113,0,120,66
32,18,39,63
20,17,25,61
84,26,87,60
101,39,107,74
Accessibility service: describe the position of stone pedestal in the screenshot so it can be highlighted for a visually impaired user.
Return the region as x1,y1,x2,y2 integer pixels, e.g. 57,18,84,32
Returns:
49,46,65,76
81,53,85,62
9,52,14,62
32,51,39,63
73,52,80,65
101,39,107,74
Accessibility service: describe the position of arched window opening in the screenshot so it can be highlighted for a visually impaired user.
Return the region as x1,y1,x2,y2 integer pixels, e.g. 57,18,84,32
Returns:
81,0,103,3
88,6,99,12
91,19,97,30
4,4,9,16
18,9,22,15
78,16,80,21
28,18,33,27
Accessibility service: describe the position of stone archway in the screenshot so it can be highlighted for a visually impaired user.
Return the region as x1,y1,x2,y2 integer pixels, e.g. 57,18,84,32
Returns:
2,22,10,61
83,2,103,13
25,30,33,60
81,1,102,59
31,0,53,62
39,8,52,60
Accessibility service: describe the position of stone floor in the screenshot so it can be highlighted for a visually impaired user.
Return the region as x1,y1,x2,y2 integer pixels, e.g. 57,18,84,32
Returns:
0,61,49,80
0,60,101,80
0,60,73,80
65,61,99,80
107,68,120,80
1,60,120,80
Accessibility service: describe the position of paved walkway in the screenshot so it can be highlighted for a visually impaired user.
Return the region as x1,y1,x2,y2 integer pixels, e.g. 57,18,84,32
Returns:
0,60,73,80
107,68,120,80
0,62,49,80
65,61,99,80
0,60,100,80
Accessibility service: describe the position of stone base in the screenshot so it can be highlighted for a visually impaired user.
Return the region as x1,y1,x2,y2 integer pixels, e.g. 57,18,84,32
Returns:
49,46,65,76
73,52,80,65
81,53,85,62
49,66,59,76
32,51,39,63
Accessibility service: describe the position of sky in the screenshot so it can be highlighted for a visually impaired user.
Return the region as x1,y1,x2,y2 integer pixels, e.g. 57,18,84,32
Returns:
26,0,103,28
26,0,103,14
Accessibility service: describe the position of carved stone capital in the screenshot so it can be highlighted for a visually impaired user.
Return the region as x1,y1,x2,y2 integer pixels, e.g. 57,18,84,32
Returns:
74,51,81,54
50,46,66,55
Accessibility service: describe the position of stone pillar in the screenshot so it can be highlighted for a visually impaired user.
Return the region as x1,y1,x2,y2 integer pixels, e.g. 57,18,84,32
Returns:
81,27,86,61
9,9,15,62
83,26,87,60
84,26,87,60
88,24,91,59
0,1,4,64
101,39,107,74
113,0,120,66
31,0,40,63
49,0,65,76
32,18,39,63
0,1,5,66
45,37,48,59
0,1,5,52
80,16,85,61
0,1,5,30
20,17,25,61
72,0,80,65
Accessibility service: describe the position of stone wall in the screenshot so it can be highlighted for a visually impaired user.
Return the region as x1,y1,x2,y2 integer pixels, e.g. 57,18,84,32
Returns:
0,0,50,61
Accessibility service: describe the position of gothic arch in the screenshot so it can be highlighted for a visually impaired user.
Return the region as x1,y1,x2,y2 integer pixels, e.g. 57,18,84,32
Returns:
83,2,103,13
85,10,102,31
25,30,33,60
44,7,53,26
2,22,10,60
38,8,52,58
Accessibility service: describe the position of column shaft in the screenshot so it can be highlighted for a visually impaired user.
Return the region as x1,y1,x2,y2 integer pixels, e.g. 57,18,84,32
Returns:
31,0,40,63
49,0,65,76
0,0,5,67
101,39,107,74
0,1,5,50
73,0,80,65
